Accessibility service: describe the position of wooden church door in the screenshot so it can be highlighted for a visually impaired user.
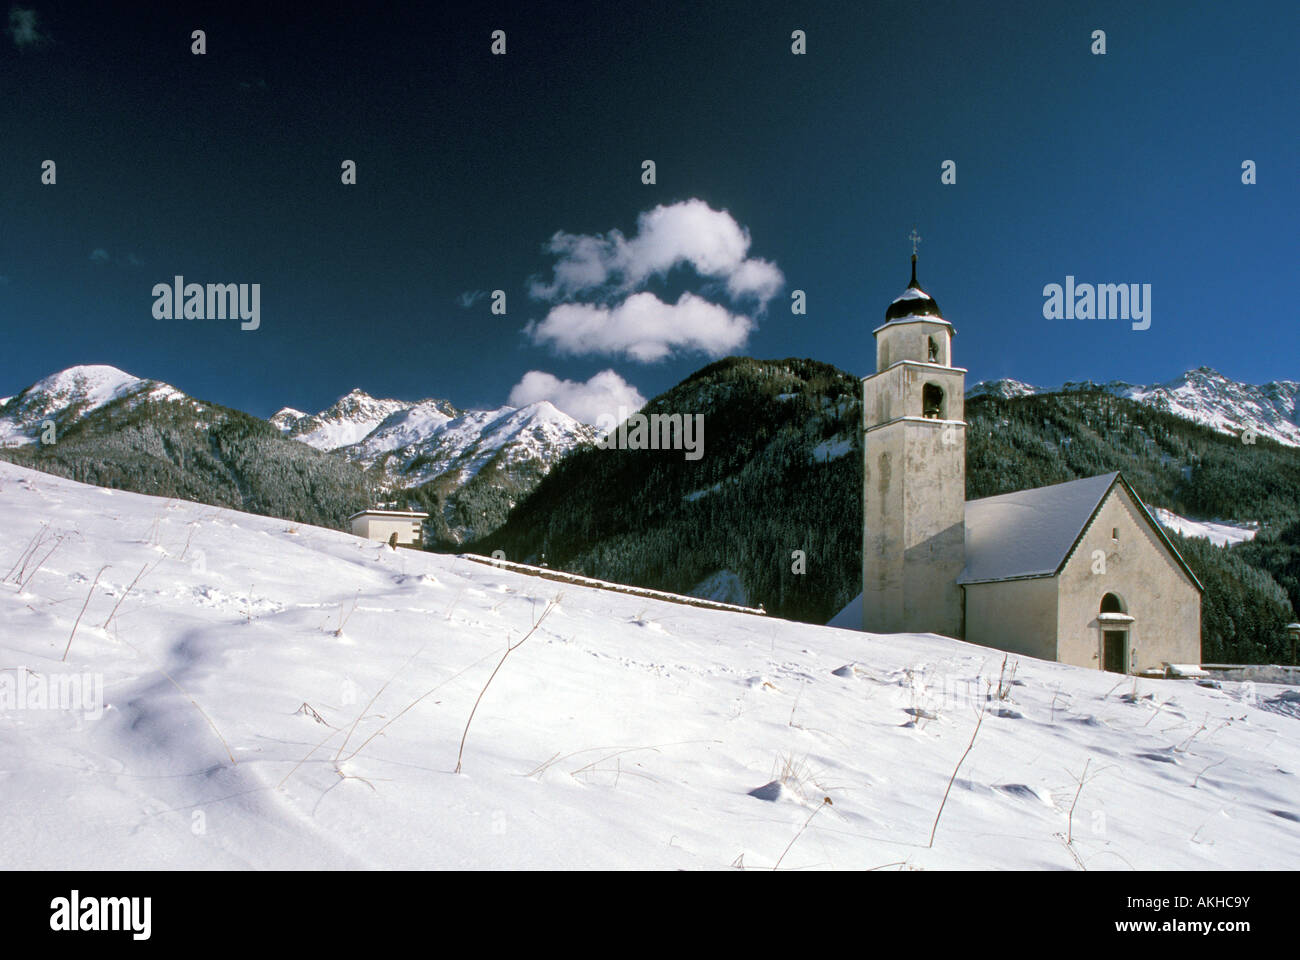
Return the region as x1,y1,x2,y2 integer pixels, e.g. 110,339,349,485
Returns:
1103,631,1127,673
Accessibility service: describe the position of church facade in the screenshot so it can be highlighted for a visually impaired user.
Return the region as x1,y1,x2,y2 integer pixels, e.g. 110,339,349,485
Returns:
855,254,1202,674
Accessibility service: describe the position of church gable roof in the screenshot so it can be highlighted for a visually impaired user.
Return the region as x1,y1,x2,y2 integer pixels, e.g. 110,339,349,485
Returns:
958,471,1203,590
960,472,1118,583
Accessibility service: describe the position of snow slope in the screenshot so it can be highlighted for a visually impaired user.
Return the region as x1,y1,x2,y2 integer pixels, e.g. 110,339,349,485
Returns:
1,460,1297,869
689,570,750,607
1152,508,1257,548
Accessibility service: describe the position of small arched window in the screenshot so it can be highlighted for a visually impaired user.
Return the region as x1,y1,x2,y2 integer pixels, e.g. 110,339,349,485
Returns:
1100,592,1124,614
927,336,940,363
922,383,944,419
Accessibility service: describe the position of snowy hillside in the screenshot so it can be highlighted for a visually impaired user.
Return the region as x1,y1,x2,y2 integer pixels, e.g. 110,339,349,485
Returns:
968,368,1300,447
2,460,1297,869
0,364,185,446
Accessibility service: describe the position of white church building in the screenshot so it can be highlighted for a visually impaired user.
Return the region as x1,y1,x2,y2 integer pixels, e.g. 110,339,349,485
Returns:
836,252,1203,675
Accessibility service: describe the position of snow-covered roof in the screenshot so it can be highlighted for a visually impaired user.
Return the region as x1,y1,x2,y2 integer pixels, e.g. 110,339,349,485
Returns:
959,472,1201,590
959,473,1119,584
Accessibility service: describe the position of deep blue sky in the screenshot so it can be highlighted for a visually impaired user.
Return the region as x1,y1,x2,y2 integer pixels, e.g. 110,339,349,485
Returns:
1,0,1295,418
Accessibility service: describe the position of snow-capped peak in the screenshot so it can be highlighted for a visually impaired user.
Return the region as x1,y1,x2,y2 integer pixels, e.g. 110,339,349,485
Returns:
269,407,309,433
0,364,185,446
966,378,1040,399
279,389,418,451
29,364,146,405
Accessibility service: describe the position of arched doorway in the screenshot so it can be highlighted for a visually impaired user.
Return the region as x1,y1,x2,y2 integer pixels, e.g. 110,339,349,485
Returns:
1099,593,1129,673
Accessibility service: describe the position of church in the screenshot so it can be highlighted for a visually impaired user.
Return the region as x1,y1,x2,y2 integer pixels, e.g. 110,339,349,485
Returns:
838,249,1203,675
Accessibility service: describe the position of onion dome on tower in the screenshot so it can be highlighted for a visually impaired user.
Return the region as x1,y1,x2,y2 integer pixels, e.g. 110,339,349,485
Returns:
884,253,944,322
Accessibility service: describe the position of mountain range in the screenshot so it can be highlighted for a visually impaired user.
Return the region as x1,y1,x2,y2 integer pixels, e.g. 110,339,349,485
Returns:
271,390,595,491
0,365,597,546
268,388,597,544
968,367,1300,448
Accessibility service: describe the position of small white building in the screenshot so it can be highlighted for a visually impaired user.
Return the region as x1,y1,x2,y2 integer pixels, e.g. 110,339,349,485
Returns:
348,509,428,547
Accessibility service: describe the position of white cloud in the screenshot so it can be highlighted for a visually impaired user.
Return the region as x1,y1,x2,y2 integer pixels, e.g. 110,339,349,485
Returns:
88,248,110,264
508,369,646,426
8,7,48,48
725,257,784,303
530,199,783,310
526,291,753,363
456,289,488,309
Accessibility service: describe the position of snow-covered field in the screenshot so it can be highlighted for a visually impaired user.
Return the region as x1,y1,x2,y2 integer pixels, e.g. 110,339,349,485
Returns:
2,460,1298,870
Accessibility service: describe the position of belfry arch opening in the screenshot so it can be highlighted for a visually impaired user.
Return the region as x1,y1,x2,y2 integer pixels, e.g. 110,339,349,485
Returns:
922,382,945,419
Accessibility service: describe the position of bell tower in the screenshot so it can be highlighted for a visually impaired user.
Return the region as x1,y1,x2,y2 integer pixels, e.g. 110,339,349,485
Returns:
861,235,966,637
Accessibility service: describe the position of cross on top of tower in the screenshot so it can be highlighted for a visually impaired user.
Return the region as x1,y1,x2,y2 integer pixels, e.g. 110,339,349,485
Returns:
884,227,943,319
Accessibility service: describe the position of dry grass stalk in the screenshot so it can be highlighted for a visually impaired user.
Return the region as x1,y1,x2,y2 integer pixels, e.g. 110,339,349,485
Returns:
928,699,987,848
62,564,110,661
4,523,50,582
19,533,68,591
773,797,832,871
334,589,360,637
1066,758,1091,844
455,595,560,774
101,560,156,629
